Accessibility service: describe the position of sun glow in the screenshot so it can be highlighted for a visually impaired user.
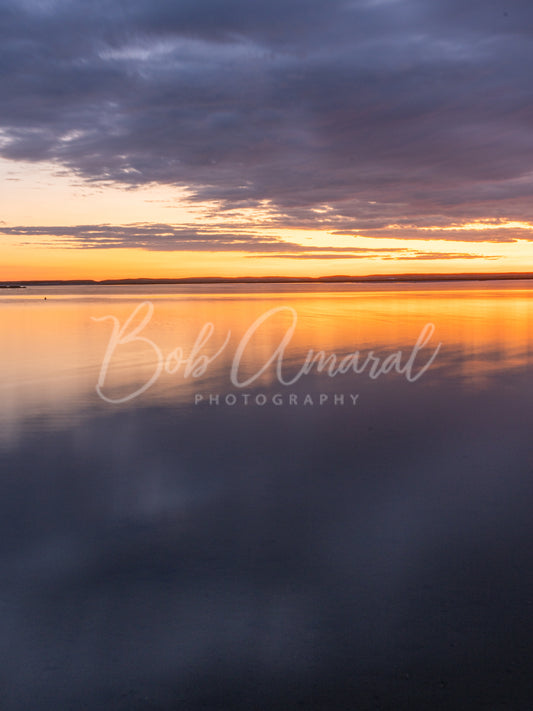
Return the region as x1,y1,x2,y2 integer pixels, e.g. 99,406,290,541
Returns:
3,161,533,280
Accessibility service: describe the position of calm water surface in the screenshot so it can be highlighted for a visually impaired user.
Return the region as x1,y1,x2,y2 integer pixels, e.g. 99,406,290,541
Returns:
1,282,533,709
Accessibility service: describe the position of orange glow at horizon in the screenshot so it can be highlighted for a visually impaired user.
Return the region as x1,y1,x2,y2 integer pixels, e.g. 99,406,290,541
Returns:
2,235,533,281
4,229,533,280
3,159,533,280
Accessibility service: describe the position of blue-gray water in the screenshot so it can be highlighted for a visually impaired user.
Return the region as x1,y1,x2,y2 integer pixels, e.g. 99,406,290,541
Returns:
1,283,533,709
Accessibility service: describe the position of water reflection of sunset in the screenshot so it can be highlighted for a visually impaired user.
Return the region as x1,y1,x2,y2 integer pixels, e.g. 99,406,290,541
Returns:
1,282,533,439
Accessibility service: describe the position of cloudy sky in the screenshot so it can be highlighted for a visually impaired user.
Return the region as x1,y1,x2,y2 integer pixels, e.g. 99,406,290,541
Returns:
2,0,533,278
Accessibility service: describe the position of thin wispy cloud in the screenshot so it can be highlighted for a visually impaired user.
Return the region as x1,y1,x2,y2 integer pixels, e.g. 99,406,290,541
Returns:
0,222,499,261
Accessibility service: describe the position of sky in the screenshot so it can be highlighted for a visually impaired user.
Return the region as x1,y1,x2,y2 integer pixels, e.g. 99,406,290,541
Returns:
2,0,533,279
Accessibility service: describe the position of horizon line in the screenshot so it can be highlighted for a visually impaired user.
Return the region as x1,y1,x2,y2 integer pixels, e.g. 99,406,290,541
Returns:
3,271,533,287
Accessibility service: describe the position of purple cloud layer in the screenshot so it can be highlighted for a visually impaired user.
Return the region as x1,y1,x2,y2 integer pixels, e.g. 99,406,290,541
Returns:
1,0,533,241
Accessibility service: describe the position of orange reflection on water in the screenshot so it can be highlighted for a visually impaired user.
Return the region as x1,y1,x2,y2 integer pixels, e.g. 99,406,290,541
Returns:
1,282,533,441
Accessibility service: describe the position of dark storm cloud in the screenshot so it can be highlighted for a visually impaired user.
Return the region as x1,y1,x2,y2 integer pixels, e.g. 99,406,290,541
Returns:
2,0,533,237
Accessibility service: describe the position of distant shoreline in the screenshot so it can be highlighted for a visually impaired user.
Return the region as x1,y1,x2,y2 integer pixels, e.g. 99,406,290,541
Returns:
3,272,533,287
